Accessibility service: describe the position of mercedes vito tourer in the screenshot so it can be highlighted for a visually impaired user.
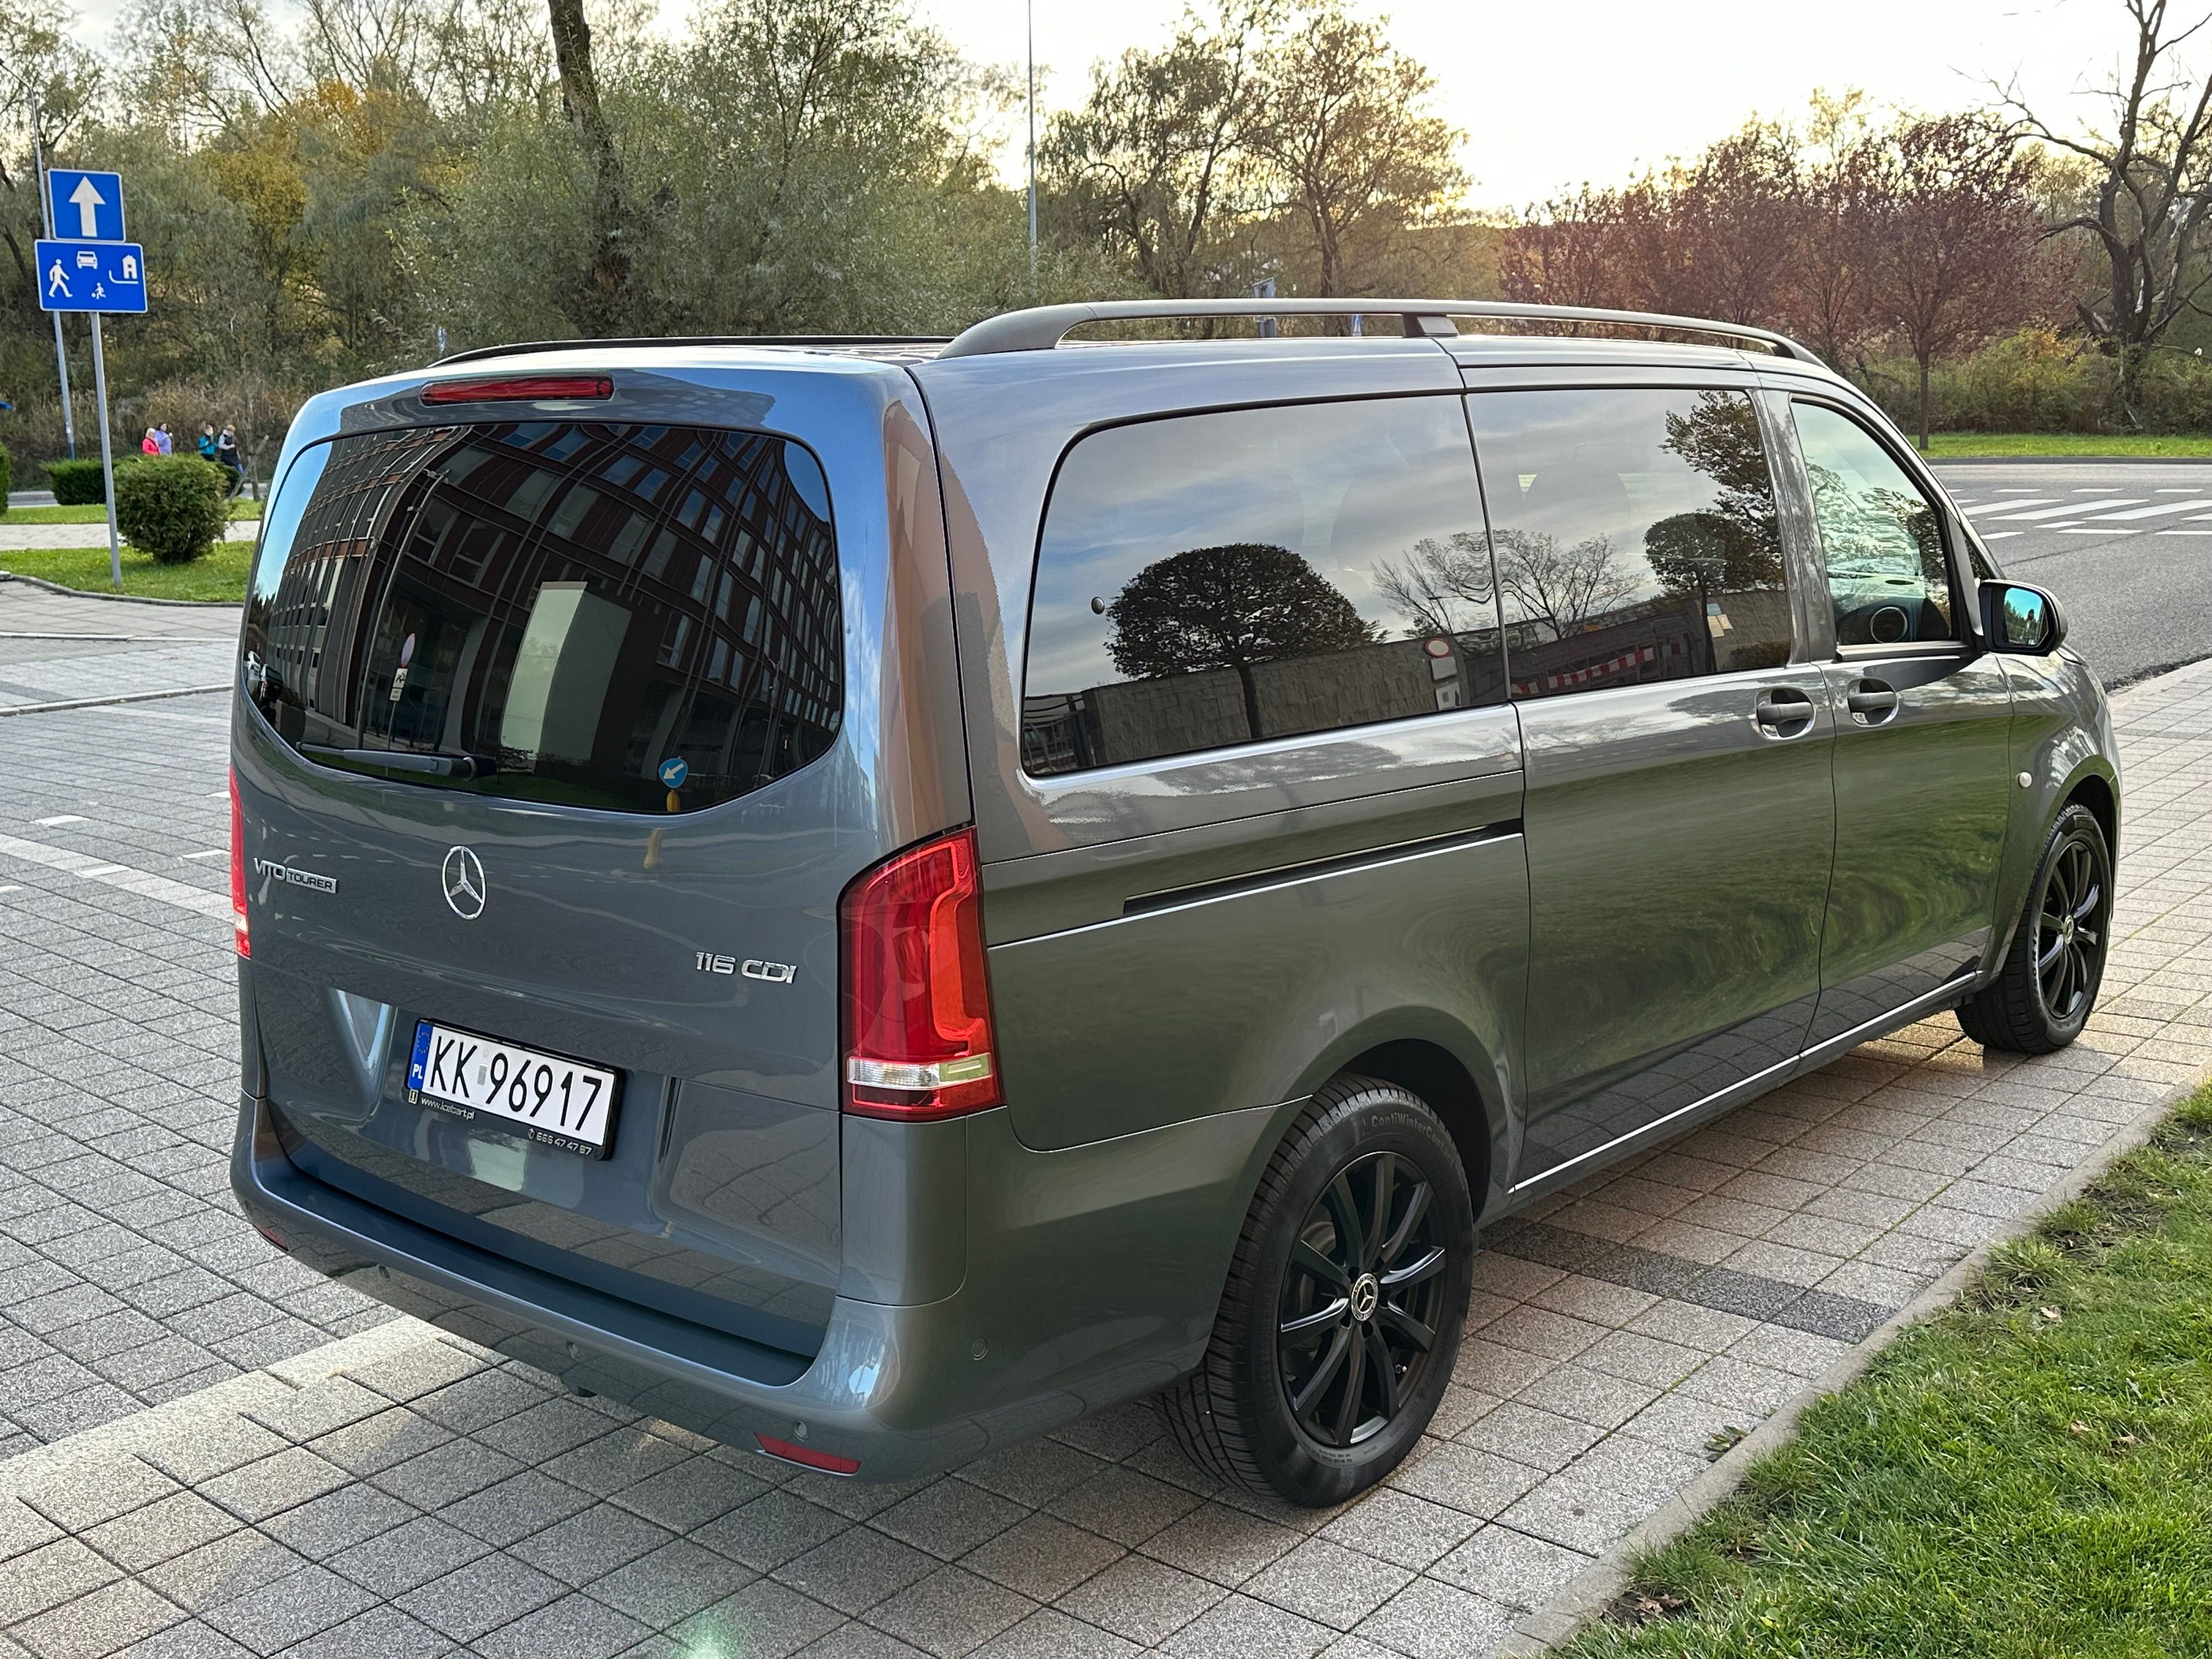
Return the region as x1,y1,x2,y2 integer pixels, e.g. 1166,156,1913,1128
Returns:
230,299,2118,1506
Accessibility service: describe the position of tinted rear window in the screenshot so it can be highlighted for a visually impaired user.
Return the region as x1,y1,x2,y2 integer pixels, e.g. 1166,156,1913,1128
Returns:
242,421,841,814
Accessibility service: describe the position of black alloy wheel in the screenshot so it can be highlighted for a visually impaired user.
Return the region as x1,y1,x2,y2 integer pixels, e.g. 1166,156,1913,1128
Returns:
1959,802,2113,1054
1278,1151,1448,1450
2035,831,2106,1023
1161,1075,1476,1507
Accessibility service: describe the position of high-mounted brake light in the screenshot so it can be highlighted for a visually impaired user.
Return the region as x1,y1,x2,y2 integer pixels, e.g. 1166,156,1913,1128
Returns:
755,1434,860,1474
420,375,613,405
839,826,1003,1121
229,768,250,958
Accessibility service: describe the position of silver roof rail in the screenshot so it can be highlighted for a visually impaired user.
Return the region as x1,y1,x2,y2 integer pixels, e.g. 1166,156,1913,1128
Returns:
431,335,952,367
936,299,1822,364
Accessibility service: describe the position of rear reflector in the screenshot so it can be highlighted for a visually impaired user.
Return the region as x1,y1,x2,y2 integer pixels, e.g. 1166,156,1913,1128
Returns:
420,375,613,404
229,768,250,958
252,1224,289,1251
839,826,1003,1121
755,1434,859,1475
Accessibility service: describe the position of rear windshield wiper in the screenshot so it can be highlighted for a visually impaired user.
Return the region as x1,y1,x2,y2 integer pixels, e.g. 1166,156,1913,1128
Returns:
301,745,496,781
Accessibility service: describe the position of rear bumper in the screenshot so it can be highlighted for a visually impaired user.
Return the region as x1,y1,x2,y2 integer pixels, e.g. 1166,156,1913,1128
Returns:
233,1088,1284,1481
233,1090,990,1479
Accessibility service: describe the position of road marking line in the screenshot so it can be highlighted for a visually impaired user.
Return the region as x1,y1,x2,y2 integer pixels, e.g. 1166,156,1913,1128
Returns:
1993,488,2042,492
2156,529,2212,536
0,1319,438,1496
2072,487,2123,492
1963,499,2057,516
0,885,19,895
2075,498,2212,521
1979,531,2024,540
32,814,88,826
2059,527,2137,534
1989,499,2148,521
0,831,230,920
182,849,224,860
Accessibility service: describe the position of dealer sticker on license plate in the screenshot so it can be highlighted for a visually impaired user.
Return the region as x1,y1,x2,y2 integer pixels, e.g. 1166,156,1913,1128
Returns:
406,1020,620,1159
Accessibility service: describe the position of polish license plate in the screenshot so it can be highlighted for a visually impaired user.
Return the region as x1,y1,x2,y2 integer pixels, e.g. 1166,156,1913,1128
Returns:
406,1020,620,1159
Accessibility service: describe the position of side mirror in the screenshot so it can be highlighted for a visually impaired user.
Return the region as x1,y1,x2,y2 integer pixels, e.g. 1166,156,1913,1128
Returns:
1979,580,2066,656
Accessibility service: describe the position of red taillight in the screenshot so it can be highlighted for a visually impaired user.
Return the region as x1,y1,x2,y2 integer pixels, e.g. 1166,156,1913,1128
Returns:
839,826,1002,1121
420,375,613,404
229,768,250,958
755,1434,860,1475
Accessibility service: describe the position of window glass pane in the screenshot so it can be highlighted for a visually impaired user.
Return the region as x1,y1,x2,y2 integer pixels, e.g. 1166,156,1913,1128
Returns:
1791,402,1955,644
1022,398,1501,775
1467,388,1792,698
242,422,841,814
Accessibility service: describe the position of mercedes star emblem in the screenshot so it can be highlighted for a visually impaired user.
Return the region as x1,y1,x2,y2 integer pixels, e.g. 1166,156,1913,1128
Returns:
441,846,487,919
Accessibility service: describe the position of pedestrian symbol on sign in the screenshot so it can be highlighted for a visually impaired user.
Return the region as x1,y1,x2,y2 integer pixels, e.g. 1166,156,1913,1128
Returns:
46,257,67,298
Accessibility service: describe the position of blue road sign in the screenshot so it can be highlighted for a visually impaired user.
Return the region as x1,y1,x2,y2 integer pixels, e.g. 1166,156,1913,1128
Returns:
46,170,125,242
657,757,690,789
36,240,148,314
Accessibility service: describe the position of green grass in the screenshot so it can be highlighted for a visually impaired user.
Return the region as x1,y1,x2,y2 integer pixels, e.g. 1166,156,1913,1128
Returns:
0,540,253,602
1566,1085,2212,1659
0,499,261,524
1923,432,2212,458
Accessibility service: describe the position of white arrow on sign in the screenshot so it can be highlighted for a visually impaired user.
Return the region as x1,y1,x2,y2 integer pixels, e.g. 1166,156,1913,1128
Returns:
69,176,105,238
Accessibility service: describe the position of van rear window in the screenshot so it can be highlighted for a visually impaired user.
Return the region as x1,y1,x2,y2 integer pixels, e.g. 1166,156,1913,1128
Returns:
241,422,842,815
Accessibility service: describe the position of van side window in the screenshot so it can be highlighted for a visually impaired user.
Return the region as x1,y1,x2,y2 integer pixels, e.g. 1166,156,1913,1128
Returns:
1021,398,1501,776
1466,388,1794,698
1791,402,1957,645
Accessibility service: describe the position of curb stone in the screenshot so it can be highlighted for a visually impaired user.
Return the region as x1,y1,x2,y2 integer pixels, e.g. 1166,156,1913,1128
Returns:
0,571,244,609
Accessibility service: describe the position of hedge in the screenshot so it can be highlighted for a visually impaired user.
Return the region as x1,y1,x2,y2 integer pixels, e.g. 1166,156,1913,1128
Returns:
114,457,230,564
47,457,110,505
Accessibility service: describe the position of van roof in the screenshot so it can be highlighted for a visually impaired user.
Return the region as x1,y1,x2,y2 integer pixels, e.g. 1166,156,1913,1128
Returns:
423,300,1848,383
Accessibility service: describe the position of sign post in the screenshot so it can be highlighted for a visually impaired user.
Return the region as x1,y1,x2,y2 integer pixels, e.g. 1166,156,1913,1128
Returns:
31,143,76,460
36,168,141,593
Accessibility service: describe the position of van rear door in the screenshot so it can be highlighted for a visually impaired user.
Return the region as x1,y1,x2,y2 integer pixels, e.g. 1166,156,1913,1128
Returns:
233,369,960,1362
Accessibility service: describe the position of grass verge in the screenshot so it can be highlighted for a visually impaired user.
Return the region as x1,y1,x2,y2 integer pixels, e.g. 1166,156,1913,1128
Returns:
1925,432,2212,458
0,500,261,524
1567,1083,2212,1659
0,540,252,602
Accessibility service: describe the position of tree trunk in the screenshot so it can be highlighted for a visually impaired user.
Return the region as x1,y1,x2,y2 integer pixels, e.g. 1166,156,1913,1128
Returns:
1916,351,1932,453
1233,660,1263,742
549,0,631,335
2115,341,2148,431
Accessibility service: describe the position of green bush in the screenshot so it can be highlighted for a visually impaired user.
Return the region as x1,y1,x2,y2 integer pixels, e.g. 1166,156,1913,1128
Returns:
47,457,110,505
0,441,11,515
115,457,230,564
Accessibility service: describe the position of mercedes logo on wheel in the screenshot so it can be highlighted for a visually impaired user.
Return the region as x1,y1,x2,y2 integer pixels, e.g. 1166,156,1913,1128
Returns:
441,846,487,920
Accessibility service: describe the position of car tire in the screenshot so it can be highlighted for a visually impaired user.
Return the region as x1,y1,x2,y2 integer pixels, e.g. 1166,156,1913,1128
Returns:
1957,803,2112,1054
1162,1074,1476,1508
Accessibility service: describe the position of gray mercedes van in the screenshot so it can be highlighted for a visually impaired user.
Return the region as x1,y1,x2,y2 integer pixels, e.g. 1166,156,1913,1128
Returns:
229,299,2118,1506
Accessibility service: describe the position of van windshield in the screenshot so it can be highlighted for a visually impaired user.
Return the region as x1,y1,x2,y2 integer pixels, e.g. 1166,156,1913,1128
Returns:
241,421,842,815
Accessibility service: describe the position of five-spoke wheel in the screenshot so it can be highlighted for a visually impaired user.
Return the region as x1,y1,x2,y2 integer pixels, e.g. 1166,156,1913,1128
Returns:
1960,802,2112,1054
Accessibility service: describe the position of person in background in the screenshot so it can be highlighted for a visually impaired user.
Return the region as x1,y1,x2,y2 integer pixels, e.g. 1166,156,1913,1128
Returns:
140,427,160,455
155,422,173,455
216,424,242,494
198,423,218,464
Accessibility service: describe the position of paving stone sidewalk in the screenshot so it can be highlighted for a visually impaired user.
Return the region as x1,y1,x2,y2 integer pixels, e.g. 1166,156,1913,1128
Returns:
1,590,2208,1659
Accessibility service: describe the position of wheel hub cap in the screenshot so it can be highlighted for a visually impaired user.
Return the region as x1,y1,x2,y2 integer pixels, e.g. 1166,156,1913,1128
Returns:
1350,1273,1380,1322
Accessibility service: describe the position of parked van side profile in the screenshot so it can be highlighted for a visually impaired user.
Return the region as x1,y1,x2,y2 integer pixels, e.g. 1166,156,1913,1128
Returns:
231,300,2118,1505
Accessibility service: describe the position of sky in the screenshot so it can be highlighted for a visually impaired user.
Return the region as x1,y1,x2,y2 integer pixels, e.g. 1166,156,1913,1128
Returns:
915,0,2169,208
65,0,2190,207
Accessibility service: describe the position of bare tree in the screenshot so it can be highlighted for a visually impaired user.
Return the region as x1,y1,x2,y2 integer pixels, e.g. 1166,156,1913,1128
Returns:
1493,530,1639,640
1372,532,1494,636
1999,0,2212,424
549,0,631,334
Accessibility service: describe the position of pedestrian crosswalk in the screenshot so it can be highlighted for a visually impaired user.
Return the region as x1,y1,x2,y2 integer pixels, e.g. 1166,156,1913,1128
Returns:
1946,482,2212,543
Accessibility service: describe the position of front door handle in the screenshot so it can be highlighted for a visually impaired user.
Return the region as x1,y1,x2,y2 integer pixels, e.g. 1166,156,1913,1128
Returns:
1846,679,1900,724
1753,689,1817,735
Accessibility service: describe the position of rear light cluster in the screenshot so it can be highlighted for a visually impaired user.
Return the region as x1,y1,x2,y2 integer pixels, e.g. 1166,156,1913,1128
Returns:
229,768,250,958
420,375,613,405
839,826,1003,1121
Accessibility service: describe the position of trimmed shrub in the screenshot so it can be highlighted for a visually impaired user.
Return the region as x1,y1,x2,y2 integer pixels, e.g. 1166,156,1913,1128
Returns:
0,441,11,514
115,457,229,565
47,457,109,505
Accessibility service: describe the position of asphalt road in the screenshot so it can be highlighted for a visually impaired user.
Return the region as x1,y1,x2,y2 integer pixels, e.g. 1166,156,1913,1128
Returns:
1932,460,2212,689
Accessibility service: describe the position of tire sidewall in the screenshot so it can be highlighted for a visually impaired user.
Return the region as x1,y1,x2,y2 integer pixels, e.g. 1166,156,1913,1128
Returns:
1235,1087,1476,1506
2032,804,2112,1043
